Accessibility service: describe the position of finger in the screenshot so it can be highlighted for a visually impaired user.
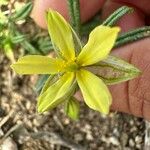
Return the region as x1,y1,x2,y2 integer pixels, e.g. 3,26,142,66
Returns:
110,38,150,121
31,0,105,29
75,38,150,120
113,0,150,15
102,1,145,32
146,16,150,25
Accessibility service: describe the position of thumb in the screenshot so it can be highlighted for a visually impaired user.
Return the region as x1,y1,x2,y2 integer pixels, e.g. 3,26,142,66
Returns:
102,0,150,120
31,0,105,29
102,0,145,32
110,38,150,121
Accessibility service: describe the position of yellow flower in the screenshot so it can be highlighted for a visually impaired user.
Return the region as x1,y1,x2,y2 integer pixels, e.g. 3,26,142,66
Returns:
11,10,120,114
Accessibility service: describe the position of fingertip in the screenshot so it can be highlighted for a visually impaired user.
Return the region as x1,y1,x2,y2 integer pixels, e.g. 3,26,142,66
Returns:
31,0,105,29
110,38,150,120
113,0,150,16
31,0,69,29
143,100,150,121
102,1,145,32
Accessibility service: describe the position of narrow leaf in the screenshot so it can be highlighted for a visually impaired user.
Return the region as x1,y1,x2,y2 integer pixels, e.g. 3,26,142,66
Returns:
34,75,49,93
38,37,53,54
102,6,133,26
67,0,81,35
115,26,150,48
11,34,27,44
11,2,33,21
15,31,39,54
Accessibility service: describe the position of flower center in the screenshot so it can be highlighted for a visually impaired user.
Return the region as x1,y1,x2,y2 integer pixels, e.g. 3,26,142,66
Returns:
64,61,79,72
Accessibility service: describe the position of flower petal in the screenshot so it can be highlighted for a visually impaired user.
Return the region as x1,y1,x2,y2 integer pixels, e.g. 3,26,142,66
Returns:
77,25,120,66
38,72,75,113
47,10,75,60
11,55,64,74
76,69,112,114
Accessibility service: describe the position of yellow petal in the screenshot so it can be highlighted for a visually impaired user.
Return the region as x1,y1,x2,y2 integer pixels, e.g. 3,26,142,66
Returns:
77,25,120,66
47,10,75,60
76,69,112,114
38,72,75,113
11,55,64,74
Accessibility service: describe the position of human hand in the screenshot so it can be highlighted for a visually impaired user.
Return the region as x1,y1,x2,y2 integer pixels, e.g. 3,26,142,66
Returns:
31,0,150,120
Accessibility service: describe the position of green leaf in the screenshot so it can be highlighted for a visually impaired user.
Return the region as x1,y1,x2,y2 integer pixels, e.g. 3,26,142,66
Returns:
21,40,40,54
65,97,80,120
34,74,62,95
67,0,81,35
102,6,133,26
34,75,49,93
38,72,75,113
11,34,27,44
88,55,141,85
114,26,150,48
11,2,33,21
15,31,40,54
37,37,53,54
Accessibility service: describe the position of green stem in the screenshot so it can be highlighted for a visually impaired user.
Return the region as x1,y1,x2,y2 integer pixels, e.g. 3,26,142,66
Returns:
114,26,150,48
102,6,133,26
67,0,75,26
73,0,81,34
67,0,81,36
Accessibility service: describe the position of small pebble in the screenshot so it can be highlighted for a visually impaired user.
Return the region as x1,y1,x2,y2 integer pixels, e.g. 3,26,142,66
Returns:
84,124,91,130
33,118,41,127
136,144,142,149
1,137,18,150
129,139,135,147
113,128,120,137
109,137,119,146
74,133,83,142
130,126,137,132
0,129,4,137
120,133,128,146
26,101,31,110
86,132,94,141
63,118,70,125
135,135,142,144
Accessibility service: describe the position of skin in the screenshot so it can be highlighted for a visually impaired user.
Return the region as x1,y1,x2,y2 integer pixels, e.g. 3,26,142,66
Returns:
31,0,150,120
